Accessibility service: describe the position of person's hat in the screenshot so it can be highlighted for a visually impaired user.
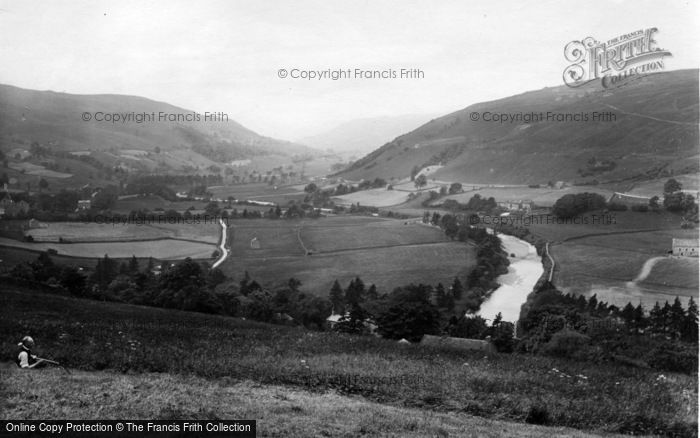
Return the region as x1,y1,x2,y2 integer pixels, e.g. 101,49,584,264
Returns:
19,336,34,348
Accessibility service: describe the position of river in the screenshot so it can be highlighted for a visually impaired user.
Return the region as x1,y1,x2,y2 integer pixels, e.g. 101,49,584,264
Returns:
477,233,543,324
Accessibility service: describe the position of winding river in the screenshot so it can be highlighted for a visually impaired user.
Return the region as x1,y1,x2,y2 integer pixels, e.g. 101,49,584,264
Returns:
477,233,544,324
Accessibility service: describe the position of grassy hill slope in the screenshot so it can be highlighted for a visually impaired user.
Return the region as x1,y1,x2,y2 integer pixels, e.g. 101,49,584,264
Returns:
0,83,313,164
0,288,696,436
339,70,698,185
2,366,621,438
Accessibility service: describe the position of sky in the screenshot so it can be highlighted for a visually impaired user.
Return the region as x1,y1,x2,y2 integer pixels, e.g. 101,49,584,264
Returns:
0,0,698,140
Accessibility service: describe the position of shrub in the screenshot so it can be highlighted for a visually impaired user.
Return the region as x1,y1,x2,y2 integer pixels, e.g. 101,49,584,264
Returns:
631,204,649,212
525,403,550,425
646,343,698,373
607,202,628,211
542,328,590,358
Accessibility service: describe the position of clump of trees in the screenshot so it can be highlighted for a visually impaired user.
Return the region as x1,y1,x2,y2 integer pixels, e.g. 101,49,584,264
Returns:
552,192,607,218
518,282,698,373
663,178,698,222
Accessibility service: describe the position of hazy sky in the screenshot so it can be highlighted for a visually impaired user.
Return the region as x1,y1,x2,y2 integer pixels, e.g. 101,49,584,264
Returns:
0,0,698,140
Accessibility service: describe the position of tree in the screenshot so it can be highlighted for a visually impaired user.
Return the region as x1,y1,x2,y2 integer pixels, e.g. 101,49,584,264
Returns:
489,313,515,352
451,277,463,300
632,304,646,331
669,297,686,339
328,279,344,314
38,178,49,191
435,283,447,307
448,182,462,194
366,284,378,300
682,297,698,342
334,303,371,335
620,302,635,326
649,302,665,334
59,266,86,296
664,178,682,194
304,183,318,193
128,255,139,274
345,277,365,306
205,201,221,216
441,214,459,240
376,301,440,341
587,294,598,313
649,196,660,211
414,174,427,190
448,315,488,339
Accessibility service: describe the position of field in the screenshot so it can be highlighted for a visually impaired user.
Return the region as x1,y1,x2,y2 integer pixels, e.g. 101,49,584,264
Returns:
301,219,449,252
0,237,217,260
25,221,219,244
0,288,696,436
628,173,700,197
333,188,411,207
8,162,73,178
208,183,306,205
439,186,615,208
549,226,699,308
218,216,474,293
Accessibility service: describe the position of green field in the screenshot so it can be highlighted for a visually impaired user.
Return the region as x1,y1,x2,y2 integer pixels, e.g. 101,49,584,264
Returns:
0,237,217,260
26,221,219,244
628,173,700,197
1,288,695,436
218,216,474,294
208,183,306,205
549,227,699,308
440,186,615,208
333,188,410,207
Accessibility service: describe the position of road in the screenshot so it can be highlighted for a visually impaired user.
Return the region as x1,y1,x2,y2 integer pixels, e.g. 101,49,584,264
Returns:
212,219,229,268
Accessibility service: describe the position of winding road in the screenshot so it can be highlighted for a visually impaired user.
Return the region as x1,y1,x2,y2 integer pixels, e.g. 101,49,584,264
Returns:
212,219,229,269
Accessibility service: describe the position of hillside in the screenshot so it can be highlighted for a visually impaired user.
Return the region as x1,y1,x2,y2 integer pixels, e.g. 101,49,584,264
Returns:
2,366,616,438
298,114,436,157
0,83,314,171
0,288,696,436
338,69,699,186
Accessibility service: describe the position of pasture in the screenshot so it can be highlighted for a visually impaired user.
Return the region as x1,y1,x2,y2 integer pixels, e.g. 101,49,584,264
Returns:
332,188,410,207
525,210,685,242
550,228,699,308
8,162,73,178
0,237,217,260
25,221,220,244
208,183,305,205
439,186,615,208
218,216,474,293
627,173,700,197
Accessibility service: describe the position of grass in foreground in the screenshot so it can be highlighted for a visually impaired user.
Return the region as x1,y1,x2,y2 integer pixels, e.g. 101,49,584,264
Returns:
0,364,619,438
0,288,696,436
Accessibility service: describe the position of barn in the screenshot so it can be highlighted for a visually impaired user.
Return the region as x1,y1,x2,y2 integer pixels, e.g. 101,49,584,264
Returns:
672,238,699,257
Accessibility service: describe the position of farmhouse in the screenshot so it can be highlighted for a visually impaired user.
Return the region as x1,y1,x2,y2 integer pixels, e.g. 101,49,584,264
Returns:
672,238,698,257
326,312,378,334
0,194,30,216
497,199,532,213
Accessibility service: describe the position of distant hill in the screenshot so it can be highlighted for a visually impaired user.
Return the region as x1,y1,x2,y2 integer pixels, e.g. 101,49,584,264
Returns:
0,84,315,168
298,114,436,158
338,69,699,186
